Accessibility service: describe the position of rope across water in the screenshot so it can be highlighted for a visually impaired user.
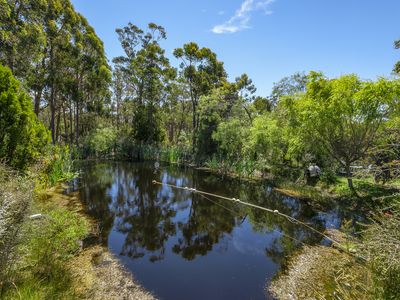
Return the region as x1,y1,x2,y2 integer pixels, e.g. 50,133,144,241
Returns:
152,180,341,247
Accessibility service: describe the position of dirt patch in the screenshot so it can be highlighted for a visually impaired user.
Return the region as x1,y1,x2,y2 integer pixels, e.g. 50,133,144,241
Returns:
68,245,155,300
268,246,372,300
43,184,157,300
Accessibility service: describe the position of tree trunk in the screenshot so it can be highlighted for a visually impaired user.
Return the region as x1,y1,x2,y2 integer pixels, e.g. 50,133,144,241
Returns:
55,110,61,143
345,164,353,189
75,99,79,147
34,89,42,116
49,86,56,144
192,100,197,154
69,98,73,148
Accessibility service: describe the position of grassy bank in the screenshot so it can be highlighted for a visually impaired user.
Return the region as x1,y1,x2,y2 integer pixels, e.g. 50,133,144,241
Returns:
0,157,155,300
269,200,400,299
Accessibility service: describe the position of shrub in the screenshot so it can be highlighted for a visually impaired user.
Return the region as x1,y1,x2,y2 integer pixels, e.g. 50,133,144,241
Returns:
362,202,400,299
43,146,78,186
0,164,33,290
84,122,117,158
1,206,89,299
0,64,50,169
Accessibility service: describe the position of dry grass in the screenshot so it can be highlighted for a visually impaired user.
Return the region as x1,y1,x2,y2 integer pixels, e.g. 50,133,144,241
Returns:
268,246,372,300
69,245,155,300
0,164,32,290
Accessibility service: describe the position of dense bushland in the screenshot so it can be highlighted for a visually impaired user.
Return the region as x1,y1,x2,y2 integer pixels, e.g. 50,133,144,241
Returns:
0,0,399,298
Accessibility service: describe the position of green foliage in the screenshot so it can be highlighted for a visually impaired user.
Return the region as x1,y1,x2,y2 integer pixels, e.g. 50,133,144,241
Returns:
113,22,175,145
271,71,307,105
43,146,78,186
0,64,50,169
133,105,166,144
362,202,400,299
24,207,88,266
2,206,88,299
248,114,291,176
285,72,400,187
394,39,400,74
174,42,227,153
0,163,32,290
319,169,338,185
84,122,117,157
213,118,249,161
0,0,111,144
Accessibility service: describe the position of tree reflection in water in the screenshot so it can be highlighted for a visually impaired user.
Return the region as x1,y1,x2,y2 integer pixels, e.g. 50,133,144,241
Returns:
73,161,331,264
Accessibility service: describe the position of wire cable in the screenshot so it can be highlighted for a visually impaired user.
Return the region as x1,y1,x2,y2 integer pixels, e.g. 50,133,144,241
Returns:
153,180,342,247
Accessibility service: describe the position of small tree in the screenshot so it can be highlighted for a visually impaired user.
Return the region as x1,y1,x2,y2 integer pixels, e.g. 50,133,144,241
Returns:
292,72,400,188
0,64,50,169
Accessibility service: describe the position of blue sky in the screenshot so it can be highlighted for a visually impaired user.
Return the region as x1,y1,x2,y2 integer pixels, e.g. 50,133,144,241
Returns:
71,0,400,96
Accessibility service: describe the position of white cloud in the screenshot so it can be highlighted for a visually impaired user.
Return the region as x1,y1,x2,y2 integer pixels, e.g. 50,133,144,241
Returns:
212,0,275,34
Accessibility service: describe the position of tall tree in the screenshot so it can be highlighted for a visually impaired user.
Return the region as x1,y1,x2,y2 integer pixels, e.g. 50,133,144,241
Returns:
394,39,400,74
113,22,175,144
173,42,227,153
0,0,110,145
270,72,307,105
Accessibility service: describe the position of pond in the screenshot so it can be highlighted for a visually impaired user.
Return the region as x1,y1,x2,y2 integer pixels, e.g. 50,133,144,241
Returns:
69,161,342,300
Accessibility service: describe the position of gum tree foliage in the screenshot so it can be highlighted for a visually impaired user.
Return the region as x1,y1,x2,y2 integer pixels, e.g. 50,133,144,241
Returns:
113,22,176,144
0,0,111,145
235,73,257,121
0,64,50,169
270,72,308,105
196,83,245,160
394,39,400,74
84,123,117,158
212,118,249,162
287,72,400,188
173,42,227,152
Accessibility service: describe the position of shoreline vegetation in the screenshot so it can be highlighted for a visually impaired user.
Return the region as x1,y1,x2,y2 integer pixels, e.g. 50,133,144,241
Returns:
1,151,399,299
0,0,399,298
0,161,156,299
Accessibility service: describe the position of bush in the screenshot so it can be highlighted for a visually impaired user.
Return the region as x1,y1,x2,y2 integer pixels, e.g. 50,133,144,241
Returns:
23,207,88,268
362,202,400,299
84,122,117,158
0,164,33,290
1,206,88,299
0,64,50,169
320,169,338,185
42,146,78,186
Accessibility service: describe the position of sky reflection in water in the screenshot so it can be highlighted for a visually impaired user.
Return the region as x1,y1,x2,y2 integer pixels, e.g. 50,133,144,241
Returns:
71,161,342,300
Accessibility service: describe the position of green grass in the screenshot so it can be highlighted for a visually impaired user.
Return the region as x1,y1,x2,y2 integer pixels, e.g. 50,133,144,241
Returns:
1,155,89,299
1,205,89,299
272,175,400,212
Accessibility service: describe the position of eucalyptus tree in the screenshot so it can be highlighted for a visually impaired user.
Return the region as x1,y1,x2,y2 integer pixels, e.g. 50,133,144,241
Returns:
0,0,45,79
235,73,257,121
69,15,111,145
0,0,110,145
161,79,191,145
395,39,400,74
173,42,227,152
113,22,176,144
270,72,308,106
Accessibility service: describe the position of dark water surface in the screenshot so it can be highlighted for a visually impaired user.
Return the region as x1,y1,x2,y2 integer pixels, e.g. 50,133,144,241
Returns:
70,161,341,300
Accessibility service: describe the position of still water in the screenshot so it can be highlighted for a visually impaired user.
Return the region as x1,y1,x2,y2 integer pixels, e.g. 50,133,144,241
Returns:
70,161,339,300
